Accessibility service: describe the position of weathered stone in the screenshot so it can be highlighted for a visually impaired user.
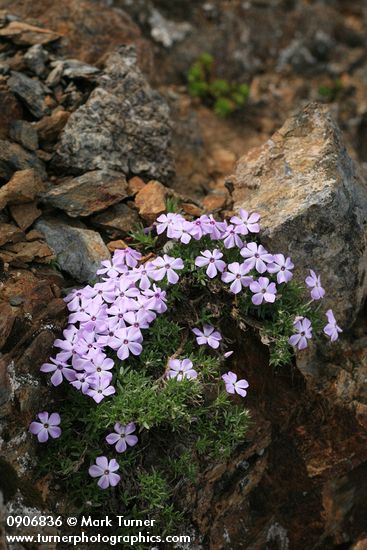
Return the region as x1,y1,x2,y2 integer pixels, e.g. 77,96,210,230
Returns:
24,44,48,76
0,140,45,181
61,59,100,79
229,103,367,326
0,169,46,209
127,176,145,196
135,180,167,224
8,71,50,119
0,223,24,246
34,110,70,145
0,85,23,139
9,202,42,231
35,218,110,282
202,193,227,211
0,21,60,45
41,170,128,217
0,301,15,350
4,240,54,264
53,46,174,182
90,202,140,238
45,61,64,87
9,120,38,151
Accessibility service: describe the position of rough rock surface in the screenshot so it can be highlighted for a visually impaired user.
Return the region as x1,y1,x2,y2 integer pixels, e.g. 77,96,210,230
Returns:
229,103,367,326
90,202,140,238
0,169,45,209
35,218,110,282
53,45,174,182
41,170,129,217
0,141,46,181
8,71,50,119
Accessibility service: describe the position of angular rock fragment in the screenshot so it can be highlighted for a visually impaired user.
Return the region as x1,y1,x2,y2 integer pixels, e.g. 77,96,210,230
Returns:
9,120,39,151
34,110,70,145
61,59,100,79
0,21,61,45
90,202,140,238
35,218,110,282
8,71,50,118
0,223,24,246
41,170,128,217
0,169,46,209
24,44,48,76
229,103,367,326
3,239,54,264
0,85,23,138
53,46,174,182
135,180,167,224
0,141,46,181
9,202,41,230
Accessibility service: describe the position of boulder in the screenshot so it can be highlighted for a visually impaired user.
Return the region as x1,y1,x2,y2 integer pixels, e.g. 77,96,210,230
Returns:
228,103,367,326
41,170,128,217
35,218,110,282
52,46,174,183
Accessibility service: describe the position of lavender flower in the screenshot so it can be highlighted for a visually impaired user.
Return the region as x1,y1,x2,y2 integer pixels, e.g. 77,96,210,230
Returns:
221,262,252,294
29,412,61,443
70,372,90,394
150,255,184,284
288,317,313,350
195,250,226,278
249,277,277,305
305,270,325,300
87,377,115,403
167,358,198,381
230,209,260,235
222,372,249,397
88,456,120,489
113,247,142,268
106,422,138,453
143,284,167,313
110,326,143,361
40,355,76,386
192,325,222,349
128,263,155,290
240,242,273,274
221,224,243,249
267,254,294,284
156,213,184,238
323,309,342,342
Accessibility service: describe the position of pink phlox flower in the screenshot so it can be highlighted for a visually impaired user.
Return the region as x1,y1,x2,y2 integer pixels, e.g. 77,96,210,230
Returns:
323,309,342,342
240,242,273,274
305,269,325,300
123,309,151,337
267,254,294,284
195,249,226,278
250,277,277,305
29,412,61,443
87,377,116,403
113,247,142,268
221,224,244,249
156,213,185,238
206,215,227,240
97,259,126,278
189,215,212,240
40,354,76,386
106,422,138,453
192,324,222,349
221,262,253,294
150,254,184,284
110,326,143,360
230,209,260,235
88,456,120,489
288,317,313,350
128,263,155,290
222,371,249,397
167,358,198,381
142,284,167,313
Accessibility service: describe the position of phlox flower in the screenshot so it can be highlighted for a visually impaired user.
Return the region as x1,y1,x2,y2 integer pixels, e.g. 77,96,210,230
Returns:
195,249,226,278
250,277,277,305
70,371,90,394
53,325,79,362
222,371,249,397
267,254,294,284
221,224,243,249
142,284,167,313
205,215,227,240
240,242,273,274
230,209,260,235
192,324,222,349
88,456,120,489
106,422,138,453
221,262,252,294
87,377,115,403
84,351,114,383
323,309,342,342
150,255,184,284
305,270,325,300
155,213,184,238
172,218,193,244
288,317,312,350
29,412,61,443
102,278,140,305
113,247,142,268
97,259,127,278
40,354,76,386
110,326,143,360
74,327,104,357
64,288,87,312
128,263,155,290
167,358,197,381
123,309,151,337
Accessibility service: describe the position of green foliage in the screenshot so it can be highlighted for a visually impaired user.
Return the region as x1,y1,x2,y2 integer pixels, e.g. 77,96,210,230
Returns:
129,224,158,250
187,53,250,116
318,79,342,102
165,196,181,214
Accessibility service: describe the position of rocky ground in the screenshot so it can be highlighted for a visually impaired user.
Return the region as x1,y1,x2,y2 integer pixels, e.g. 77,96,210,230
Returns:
1,0,367,549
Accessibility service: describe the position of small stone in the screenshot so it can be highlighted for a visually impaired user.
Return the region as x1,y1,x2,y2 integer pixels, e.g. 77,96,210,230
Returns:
4,240,54,264
9,120,38,151
35,218,110,282
45,62,64,87
34,111,70,145
135,180,167,224
90,202,140,238
41,170,129,217
62,59,100,79
8,71,50,119
0,85,23,139
9,202,41,230
107,239,127,253
24,44,48,76
0,301,16,348
0,140,45,181
181,202,203,216
127,176,145,196
209,148,237,175
0,223,24,246
0,169,46,209
25,229,44,241
202,193,227,211
0,21,61,46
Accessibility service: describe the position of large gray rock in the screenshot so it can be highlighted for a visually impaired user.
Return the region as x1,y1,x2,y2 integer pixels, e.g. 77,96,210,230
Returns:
41,170,128,217
7,71,50,119
52,45,174,183
35,218,110,283
229,103,367,327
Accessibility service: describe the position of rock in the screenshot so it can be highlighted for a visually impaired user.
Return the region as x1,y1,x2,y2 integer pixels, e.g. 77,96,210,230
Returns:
202,193,227,211
45,61,63,87
0,140,45,181
0,301,16,350
0,20,60,45
135,180,167,224
0,169,46,209
24,44,48,76
9,202,42,231
0,355,11,406
9,120,39,151
53,45,174,182
90,202,140,238
0,85,23,139
181,202,203,216
41,170,129,217
35,218,110,282
127,176,146,196
229,103,367,326
0,223,24,246
3,240,54,264
34,110,70,145
7,71,50,119
61,59,100,79
149,9,192,48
